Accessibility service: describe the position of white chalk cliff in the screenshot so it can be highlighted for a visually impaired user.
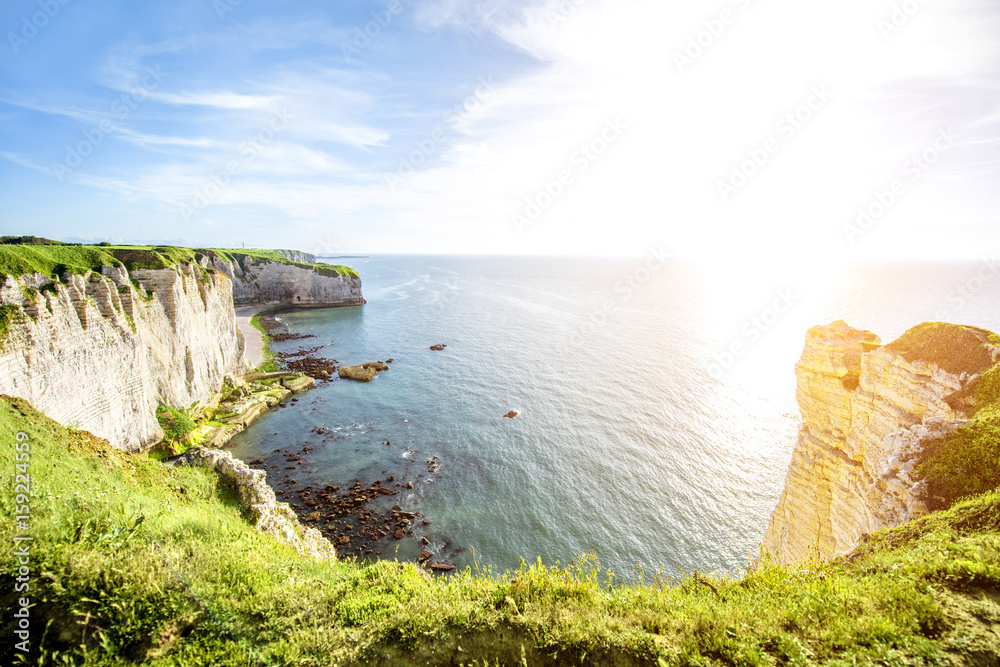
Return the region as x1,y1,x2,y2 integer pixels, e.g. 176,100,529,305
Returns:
0,264,247,451
762,320,998,563
204,255,364,306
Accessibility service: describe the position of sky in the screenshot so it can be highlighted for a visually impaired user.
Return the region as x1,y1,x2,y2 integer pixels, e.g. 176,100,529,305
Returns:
0,0,998,259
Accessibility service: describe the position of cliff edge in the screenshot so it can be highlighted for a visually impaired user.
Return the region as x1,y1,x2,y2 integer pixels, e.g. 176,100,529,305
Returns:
762,320,1000,563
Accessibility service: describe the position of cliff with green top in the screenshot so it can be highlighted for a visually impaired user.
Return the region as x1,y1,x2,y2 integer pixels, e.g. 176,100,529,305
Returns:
0,241,362,451
0,241,363,307
763,321,1000,564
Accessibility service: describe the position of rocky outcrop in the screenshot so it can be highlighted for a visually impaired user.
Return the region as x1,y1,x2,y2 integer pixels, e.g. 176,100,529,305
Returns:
204,255,363,307
0,264,246,451
337,361,388,382
762,321,999,563
183,447,335,560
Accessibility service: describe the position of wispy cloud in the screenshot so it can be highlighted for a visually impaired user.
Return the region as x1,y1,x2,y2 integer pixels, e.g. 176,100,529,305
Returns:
2,0,997,257
147,90,280,110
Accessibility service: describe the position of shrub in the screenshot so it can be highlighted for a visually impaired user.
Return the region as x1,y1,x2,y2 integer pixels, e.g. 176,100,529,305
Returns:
156,404,196,442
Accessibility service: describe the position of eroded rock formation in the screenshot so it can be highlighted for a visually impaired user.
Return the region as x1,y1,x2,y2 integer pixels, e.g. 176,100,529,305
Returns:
338,361,388,382
183,447,335,560
204,255,364,306
0,265,246,451
762,320,998,563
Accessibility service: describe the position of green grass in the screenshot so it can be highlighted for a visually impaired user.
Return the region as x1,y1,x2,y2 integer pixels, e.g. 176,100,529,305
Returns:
885,322,1000,376
917,363,1000,510
0,304,26,341
0,243,358,283
1,395,998,665
155,405,197,443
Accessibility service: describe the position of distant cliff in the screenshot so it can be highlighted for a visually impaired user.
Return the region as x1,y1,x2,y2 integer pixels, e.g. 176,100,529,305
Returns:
0,263,245,451
203,252,364,306
762,320,999,563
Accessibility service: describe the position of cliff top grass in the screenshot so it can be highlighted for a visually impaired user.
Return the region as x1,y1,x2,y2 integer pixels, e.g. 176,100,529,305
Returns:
0,241,358,282
886,321,1000,375
2,394,999,665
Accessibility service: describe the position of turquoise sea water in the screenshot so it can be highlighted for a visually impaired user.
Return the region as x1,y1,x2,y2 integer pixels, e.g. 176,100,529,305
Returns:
228,256,1000,578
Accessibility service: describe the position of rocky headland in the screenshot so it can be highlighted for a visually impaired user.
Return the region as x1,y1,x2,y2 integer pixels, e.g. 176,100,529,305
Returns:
203,250,364,307
762,320,1000,563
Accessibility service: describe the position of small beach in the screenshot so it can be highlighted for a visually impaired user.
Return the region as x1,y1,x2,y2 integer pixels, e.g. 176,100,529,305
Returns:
235,305,272,368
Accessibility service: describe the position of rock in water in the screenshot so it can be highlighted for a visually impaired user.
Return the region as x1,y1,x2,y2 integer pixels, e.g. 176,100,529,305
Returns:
503,410,518,419
337,361,388,382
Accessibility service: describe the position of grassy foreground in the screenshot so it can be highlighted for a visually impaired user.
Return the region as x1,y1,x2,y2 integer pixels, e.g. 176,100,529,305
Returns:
1,395,998,666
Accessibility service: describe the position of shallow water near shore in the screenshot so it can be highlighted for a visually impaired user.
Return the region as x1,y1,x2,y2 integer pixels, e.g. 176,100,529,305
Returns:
228,256,1000,578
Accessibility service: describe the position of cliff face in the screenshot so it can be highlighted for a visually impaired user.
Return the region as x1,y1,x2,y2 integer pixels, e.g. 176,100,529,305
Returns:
205,257,364,307
762,320,997,563
272,249,316,264
0,264,246,451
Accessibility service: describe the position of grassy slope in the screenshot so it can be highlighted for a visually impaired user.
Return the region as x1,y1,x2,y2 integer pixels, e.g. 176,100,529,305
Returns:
916,356,1000,511
1,395,998,665
0,244,357,281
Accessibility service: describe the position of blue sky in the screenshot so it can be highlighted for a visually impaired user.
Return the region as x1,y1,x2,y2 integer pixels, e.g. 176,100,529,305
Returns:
1,0,998,259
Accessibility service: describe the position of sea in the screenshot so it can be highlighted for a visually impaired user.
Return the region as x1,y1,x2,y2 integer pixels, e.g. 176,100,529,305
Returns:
228,256,1000,580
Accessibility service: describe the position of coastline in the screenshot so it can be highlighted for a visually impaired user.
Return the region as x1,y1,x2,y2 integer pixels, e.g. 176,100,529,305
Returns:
235,305,275,369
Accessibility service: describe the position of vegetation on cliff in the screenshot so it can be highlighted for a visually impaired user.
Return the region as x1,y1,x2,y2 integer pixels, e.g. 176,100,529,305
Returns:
2,395,998,665
249,311,281,373
154,404,197,443
918,363,1000,510
0,243,358,282
885,322,1000,376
